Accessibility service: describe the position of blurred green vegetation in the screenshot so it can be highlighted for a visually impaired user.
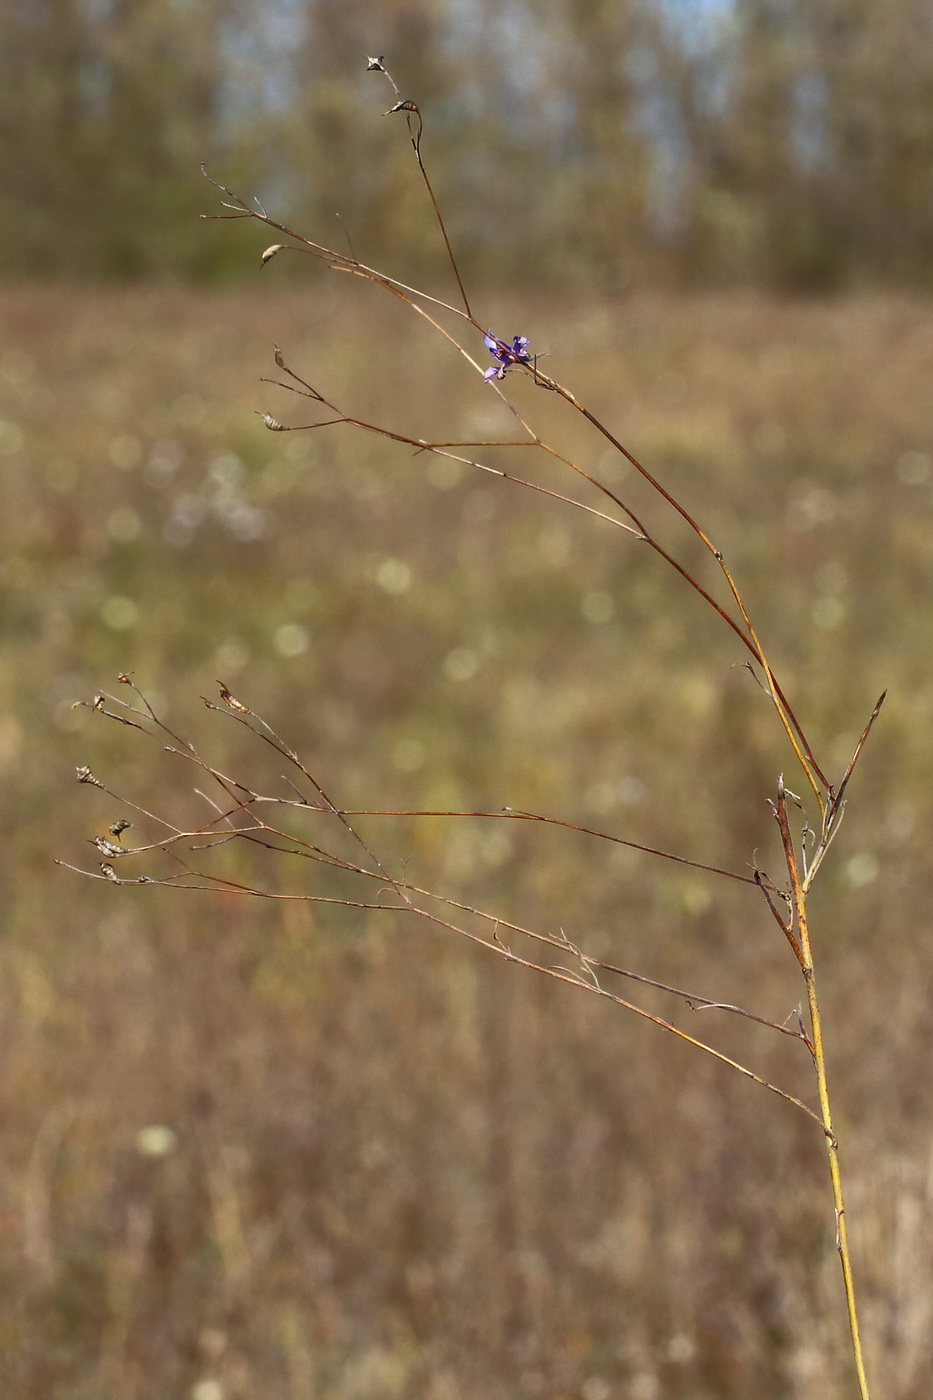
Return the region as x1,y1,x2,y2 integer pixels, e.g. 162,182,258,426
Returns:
2,281,933,1396
3,0,933,288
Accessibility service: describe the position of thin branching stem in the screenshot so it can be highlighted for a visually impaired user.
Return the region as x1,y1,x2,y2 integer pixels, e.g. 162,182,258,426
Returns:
206,160,830,804
532,371,830,805
773,779,872,1400
287,803,765,887
60,845,823,1132
66,62,887,1400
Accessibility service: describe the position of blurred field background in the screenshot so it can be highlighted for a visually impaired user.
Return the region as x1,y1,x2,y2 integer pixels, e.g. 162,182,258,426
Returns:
3,3,933,1400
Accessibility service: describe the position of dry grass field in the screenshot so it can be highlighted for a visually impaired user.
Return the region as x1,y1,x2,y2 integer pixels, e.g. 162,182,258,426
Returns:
2,284,933,1399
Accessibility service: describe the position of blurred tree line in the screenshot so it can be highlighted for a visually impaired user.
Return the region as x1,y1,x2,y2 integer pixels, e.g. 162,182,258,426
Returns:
2,0,931,289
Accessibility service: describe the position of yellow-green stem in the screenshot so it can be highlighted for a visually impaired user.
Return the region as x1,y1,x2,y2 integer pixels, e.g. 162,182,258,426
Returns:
802,957,871,1400
783,800,871,1400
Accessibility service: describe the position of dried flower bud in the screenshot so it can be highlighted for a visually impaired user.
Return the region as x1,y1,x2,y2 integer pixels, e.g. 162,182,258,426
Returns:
274,345,285,369
218,681,251,714
100,863,119,882
261,244,285,266
110,819,133,838
259,412,285,431
366,55,385,71
76,766,102,786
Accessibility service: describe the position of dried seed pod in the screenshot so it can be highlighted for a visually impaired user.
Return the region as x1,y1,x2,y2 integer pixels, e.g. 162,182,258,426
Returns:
93,837,128,859
217,682,251,714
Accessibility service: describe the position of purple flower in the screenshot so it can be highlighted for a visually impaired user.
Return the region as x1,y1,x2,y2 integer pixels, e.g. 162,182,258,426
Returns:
483,330,532,382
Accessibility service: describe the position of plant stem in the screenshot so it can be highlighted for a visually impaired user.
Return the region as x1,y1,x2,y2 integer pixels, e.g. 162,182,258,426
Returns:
776,782,872,1400
804,963,872,1400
